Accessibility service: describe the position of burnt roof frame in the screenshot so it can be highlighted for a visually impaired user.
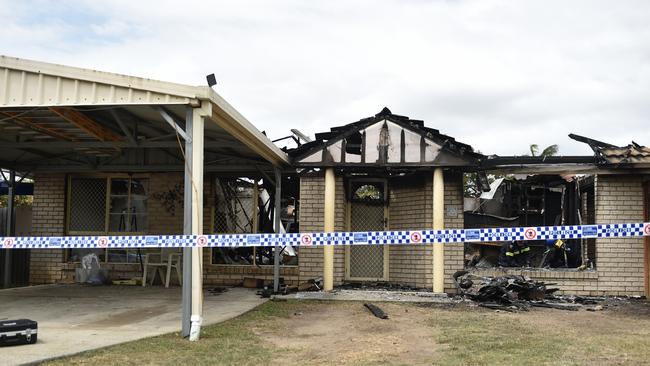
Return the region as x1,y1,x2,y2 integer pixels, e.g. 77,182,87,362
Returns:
291,110,483,168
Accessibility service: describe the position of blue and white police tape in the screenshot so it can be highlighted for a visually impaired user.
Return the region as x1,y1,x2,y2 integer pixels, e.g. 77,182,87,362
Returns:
2,222,649,249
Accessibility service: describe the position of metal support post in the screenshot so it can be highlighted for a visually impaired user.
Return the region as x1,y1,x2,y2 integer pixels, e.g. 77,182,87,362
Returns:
273,168,282,293
3,170,15,288
181,108,193,338
189,106,205,341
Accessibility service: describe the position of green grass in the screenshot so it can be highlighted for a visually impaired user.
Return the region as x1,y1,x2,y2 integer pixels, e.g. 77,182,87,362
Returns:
430,310,569,365
44,301,650,366
45,300,292,366
428,307,650,366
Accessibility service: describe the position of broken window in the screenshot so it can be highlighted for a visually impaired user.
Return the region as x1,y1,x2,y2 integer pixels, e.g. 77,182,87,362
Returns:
212,178,257,265
211,178,298,266
464,175,591,270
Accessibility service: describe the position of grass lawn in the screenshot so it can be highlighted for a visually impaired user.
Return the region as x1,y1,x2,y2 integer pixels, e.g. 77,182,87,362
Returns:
44,300,650,366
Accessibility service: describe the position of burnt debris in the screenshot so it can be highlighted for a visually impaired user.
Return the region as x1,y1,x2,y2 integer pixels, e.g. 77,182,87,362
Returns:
453,270,603,312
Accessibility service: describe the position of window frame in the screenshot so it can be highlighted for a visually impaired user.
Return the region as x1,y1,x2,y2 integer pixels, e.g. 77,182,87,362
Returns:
209,179,298,267
65,173,153,263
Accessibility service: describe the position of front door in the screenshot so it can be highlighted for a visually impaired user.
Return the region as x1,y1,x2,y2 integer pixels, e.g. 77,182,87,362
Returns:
346,180,389,281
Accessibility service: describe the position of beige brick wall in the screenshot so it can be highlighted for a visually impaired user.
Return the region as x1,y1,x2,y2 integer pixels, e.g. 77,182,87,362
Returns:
27,171,649,296
388,171,464,292
29,174,66,284
594,175,646,296
298,170,464,292
297,174,346,284
28,173,295,286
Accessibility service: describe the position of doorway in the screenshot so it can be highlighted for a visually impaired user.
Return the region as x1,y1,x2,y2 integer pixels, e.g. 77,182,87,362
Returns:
345,180,389,281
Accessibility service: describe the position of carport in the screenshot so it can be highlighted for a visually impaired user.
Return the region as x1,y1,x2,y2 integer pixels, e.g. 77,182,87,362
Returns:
0,56,289,339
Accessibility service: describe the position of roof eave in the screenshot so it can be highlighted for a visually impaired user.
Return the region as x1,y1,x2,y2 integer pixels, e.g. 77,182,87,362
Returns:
204,87,289,166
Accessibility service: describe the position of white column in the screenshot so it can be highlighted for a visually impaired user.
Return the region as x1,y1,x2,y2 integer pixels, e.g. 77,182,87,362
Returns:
432,168,445,293
189,107,204,341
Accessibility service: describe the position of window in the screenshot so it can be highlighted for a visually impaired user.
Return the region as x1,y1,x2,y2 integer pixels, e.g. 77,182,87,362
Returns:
211,179,257,265
211,178,298,266
67,175,153,263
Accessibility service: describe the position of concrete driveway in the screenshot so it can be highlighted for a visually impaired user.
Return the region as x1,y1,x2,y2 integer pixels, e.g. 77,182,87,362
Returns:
0,284,267,365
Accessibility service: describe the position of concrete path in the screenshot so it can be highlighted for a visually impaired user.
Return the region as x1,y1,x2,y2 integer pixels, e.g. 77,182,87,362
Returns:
0,285,266,365
277,289,456,303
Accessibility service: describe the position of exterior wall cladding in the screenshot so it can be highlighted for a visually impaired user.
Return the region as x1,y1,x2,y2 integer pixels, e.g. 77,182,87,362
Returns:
29,173,298,286
25,173,650,296
297,171,465,293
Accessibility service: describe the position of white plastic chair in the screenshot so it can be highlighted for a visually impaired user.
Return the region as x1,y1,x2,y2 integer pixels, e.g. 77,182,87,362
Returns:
142,249,182,288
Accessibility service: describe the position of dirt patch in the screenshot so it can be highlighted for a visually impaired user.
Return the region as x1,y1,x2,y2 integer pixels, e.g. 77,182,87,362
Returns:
602,297,650,317
256,302,438,365
43,298,650,366
252,300,650,366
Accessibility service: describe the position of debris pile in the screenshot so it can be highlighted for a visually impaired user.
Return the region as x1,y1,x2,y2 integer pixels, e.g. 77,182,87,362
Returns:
453,271,601,312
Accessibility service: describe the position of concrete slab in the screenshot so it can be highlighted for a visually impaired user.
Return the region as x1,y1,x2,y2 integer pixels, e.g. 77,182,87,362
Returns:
276,289,457,303
0,284,267,366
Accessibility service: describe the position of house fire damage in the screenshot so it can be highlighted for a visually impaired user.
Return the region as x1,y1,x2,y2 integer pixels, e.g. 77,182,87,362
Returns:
453,271,605,312
1,56,649,311
464,174,592,270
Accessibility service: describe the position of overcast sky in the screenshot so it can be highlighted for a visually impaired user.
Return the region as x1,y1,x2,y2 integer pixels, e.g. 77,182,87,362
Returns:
2,0,649,155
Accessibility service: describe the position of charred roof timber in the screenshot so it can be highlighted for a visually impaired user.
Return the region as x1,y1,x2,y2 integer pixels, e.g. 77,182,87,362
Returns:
481,134,650,175
569,133,650,165
288,107,484,169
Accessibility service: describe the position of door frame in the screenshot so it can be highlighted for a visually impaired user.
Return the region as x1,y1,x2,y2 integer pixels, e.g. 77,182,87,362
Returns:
344,178,390,282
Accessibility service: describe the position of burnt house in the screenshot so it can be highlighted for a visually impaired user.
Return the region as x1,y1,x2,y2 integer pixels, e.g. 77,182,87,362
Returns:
288,107,482,293
470,134,650,296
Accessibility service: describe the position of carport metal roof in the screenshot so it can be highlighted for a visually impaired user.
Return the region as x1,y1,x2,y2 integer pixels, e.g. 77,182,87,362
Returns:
0,56,289,175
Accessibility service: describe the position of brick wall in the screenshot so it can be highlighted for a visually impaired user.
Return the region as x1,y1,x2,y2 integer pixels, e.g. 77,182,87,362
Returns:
388,174,432,288
298,170,464,292
29,173,295,287
388,171,464,292
443,171,465,293
594,175,646,296
298,174,346,284
29,174,66,284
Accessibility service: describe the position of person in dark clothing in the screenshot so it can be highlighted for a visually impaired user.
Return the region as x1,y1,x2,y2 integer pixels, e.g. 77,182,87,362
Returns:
498,240,531,267
541,239,568,268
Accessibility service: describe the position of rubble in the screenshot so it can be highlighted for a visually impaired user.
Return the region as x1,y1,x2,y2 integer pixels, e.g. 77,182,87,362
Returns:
453,270,604,311
339,281,427,292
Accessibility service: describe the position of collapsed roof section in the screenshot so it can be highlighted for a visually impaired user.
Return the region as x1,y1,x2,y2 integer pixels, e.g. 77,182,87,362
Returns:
481,134,650,175
288,107,483,169
569,134,650,165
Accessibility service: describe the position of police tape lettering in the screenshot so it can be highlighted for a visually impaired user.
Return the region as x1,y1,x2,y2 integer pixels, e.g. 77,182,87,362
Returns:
2,222,649,249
